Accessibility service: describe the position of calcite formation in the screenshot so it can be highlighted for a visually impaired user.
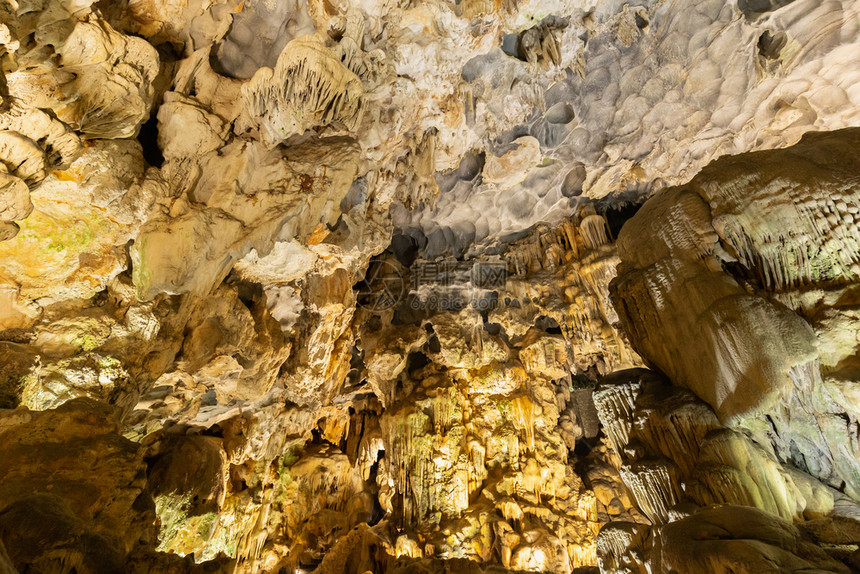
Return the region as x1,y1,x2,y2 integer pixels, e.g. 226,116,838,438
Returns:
612,130,860,499
2,0,860,573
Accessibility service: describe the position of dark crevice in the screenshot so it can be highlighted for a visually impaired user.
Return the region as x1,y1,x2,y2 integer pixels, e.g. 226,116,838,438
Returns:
720,258,764,291
391,234,419,267
758,30,786,61
574,436,594,457
137,113,164,168
535,315,562,334
738,0,797,19
426,335,441,354
603,201,645,239
406,351,431,374
234,280,264,311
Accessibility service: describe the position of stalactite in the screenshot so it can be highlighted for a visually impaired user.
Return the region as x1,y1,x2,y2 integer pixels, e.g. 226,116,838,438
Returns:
243,35,364,145
633,392,720,477
619,460,682,525
579,214,611,252
511,396,536,452
593,382,642,456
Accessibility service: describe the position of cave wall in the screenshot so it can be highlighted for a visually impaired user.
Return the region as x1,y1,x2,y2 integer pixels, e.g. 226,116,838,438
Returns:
1,0,860,573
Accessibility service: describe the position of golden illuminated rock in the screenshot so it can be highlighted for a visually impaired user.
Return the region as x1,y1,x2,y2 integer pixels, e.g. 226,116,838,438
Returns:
0,0,859,572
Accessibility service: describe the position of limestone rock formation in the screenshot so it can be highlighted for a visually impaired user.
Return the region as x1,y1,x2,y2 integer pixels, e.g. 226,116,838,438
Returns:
0,398,155,571
612,130,860,499
2,0,860,573
241,34,364,146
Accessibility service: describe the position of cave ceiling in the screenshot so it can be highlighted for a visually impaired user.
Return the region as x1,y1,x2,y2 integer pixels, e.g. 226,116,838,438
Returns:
1,0,860,573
